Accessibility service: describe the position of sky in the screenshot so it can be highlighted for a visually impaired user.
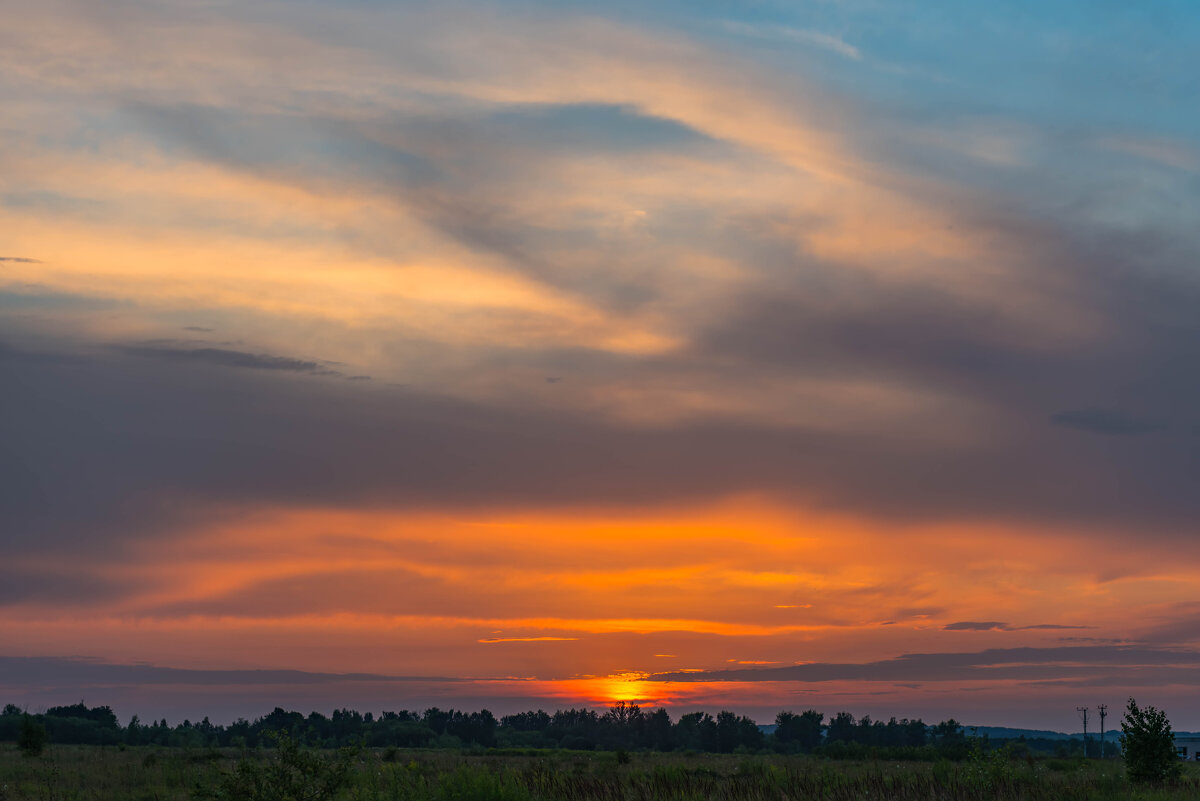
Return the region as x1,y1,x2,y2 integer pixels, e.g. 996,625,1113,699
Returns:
2,0,1200,731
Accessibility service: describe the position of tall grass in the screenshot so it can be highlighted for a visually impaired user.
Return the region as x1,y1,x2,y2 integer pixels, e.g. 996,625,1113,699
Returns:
4,745,1200,800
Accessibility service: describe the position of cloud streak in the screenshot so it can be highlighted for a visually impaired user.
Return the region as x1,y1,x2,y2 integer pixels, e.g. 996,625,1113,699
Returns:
650,645,1200,684
113,344,346,377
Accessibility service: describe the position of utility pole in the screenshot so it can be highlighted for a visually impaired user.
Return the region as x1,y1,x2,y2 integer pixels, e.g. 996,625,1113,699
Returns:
1097,704,1108,759
1077,707,1090,758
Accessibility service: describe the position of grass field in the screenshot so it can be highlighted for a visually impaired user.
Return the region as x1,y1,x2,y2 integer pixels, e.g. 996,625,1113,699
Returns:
4,745,1200,801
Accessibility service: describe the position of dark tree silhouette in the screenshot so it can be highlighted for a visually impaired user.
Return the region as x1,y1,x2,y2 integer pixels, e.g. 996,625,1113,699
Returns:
1121,697,1181,784
775,709,823,752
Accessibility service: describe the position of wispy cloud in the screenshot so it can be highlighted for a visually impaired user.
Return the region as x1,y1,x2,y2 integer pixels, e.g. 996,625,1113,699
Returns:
0,656,465,686
721,21,862,60
478,637,581,643
112,344,346,377
650,645,1200,684
943,621,1092,632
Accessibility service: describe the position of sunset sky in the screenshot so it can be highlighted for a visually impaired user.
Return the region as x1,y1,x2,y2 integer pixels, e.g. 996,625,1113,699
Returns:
3,1,1200,731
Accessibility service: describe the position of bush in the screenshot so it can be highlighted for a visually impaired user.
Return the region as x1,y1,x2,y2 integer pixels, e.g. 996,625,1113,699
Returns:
17,714,47,757
201,732,357,801
1120,697,1181,784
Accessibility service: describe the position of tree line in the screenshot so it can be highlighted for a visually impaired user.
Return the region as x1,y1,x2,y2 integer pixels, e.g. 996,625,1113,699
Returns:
0,701,1081,759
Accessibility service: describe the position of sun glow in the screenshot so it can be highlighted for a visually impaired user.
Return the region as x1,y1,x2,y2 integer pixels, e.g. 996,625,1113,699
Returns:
552,673,668,707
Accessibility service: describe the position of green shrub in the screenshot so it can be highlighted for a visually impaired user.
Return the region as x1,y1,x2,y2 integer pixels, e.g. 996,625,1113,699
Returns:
201,732,356,801
1120,697,1181,785
17,715,47,757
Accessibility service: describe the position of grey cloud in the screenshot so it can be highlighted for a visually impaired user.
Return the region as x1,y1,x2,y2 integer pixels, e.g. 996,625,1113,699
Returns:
0,256,42,263
123,103,439,188
0,569,126,607
4,321,1200,562
0,340,86,365
1133,614,1200,646
0,287,124,313
943,621,1009,631
182,326,214,332
676,211,1200,528
113,344,343,377
0,656,464,688
120,100,736,316
476,102,720,154
942,622,1090,632
649,645,1200,684
1050,408,1162,436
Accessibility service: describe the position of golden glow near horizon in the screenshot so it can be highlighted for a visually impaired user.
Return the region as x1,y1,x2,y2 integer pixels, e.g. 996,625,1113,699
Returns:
4,501,1199,717
3,0,1200,728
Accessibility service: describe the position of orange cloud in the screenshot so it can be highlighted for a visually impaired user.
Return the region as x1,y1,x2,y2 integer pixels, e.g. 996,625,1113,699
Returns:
3,499,1197,695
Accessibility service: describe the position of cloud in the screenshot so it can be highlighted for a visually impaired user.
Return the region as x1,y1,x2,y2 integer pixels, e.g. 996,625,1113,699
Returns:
721,22,862,61
943,622,1092,632
1050,408,1162,436
943,621,1009,631
4,309,1200,566
478,637,580,644
649,645,1200,684
112,344,344,377
0,568,126,606
0,656,464,687
0,256,42,263
0,340,85,365
2,0,1200,724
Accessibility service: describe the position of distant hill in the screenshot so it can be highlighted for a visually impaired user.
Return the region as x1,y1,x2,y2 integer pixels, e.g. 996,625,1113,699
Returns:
969,726,1200,742
758,723,1087,740
758,723,1200,743
966,726,1076,741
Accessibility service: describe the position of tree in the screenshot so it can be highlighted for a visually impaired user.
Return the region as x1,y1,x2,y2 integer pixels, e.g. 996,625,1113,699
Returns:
645,707,674,751
826,711,856,743
1120,697,1181,784
774,710,823,752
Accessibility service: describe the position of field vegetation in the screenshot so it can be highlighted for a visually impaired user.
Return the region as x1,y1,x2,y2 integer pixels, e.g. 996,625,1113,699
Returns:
2,698,1189,800
3,742,1200,801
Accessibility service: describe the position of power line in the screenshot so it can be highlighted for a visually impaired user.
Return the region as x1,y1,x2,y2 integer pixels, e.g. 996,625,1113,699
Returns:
1097,704,1108,759
1077,707,1090,758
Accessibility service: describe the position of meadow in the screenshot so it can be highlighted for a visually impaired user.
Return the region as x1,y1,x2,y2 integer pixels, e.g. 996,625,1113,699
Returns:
3,745,1200,801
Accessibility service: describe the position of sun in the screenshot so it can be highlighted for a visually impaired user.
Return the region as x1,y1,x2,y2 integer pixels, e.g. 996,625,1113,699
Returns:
549,672,670,707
